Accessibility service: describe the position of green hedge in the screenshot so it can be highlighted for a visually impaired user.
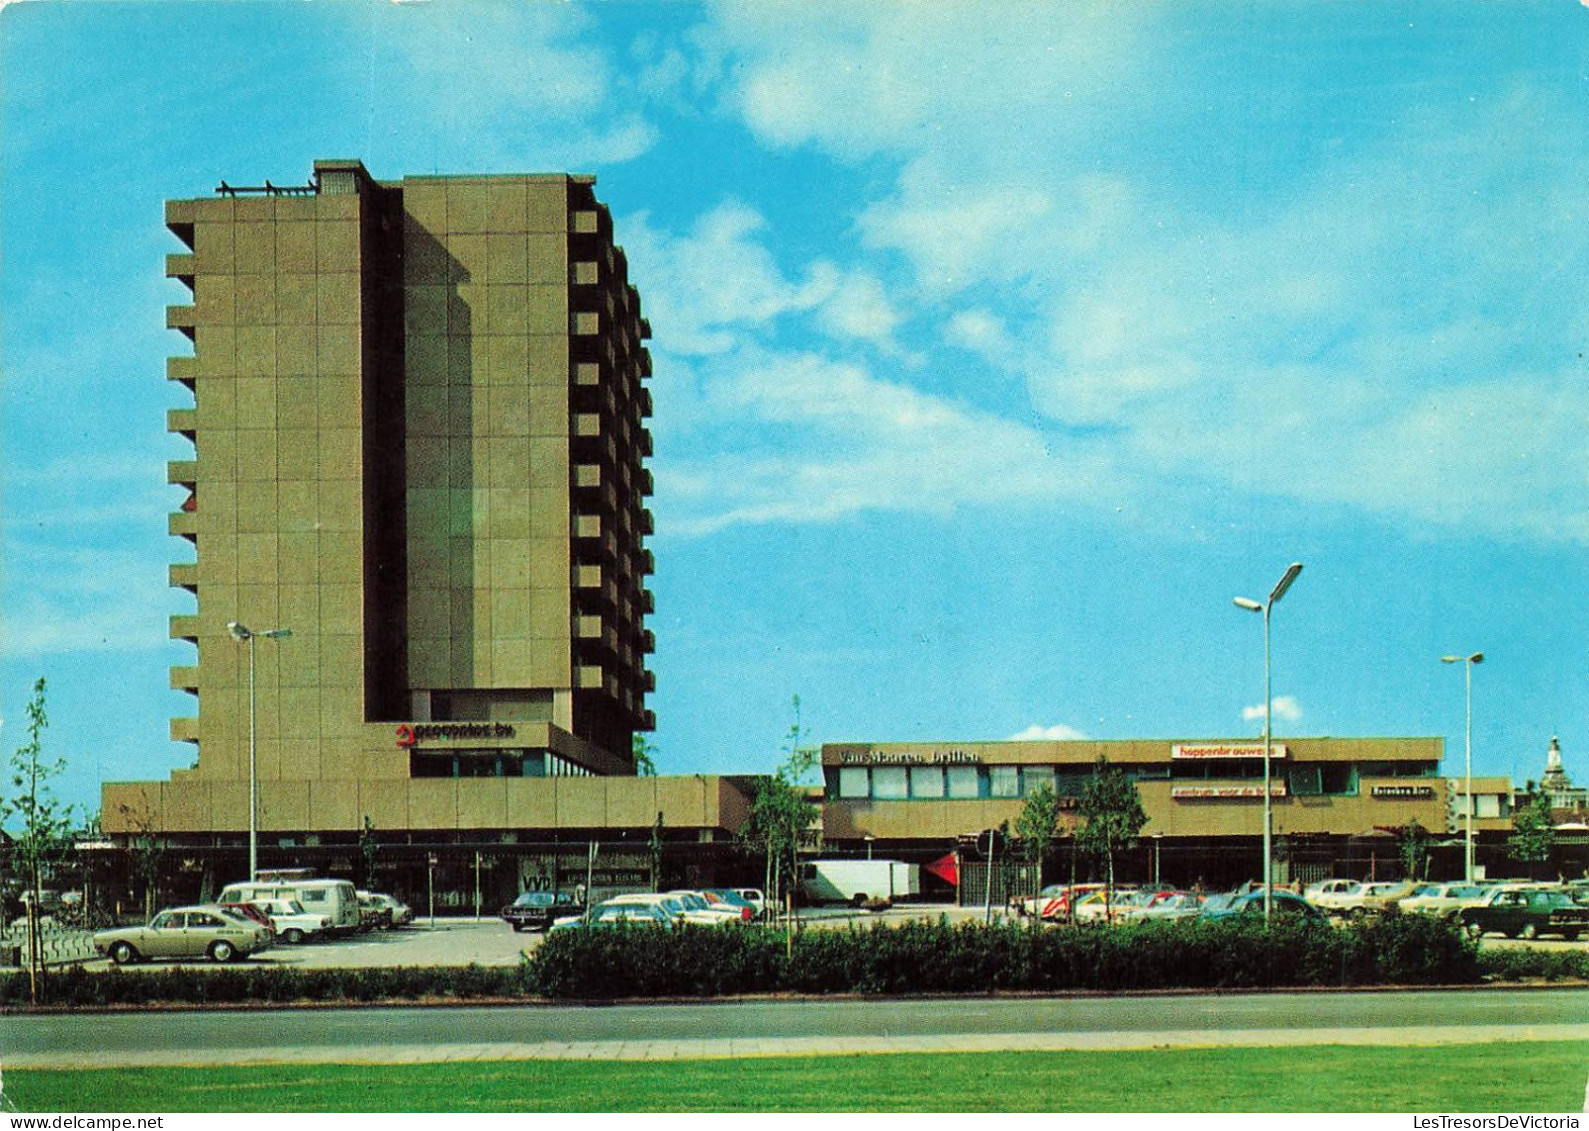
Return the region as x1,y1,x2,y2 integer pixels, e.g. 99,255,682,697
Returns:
7,914,1581,1007
527,914,1484,998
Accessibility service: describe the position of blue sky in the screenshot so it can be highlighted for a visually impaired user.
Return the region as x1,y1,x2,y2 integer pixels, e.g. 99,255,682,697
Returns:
3,0,1588,817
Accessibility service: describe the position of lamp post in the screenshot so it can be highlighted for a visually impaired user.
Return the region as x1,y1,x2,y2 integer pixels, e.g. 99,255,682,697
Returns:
1234,562,1303,926
227,621,291,882
1441,652,1484,884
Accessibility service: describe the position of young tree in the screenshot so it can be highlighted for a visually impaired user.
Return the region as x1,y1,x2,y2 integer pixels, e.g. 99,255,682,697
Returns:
358,816,380,890
740,696,820,924
1398,818,1432,881
1014,783,1062,891
4,679,75,1003
648,810,665,890
116,801,165,920
1076,755,1147,917
631,734,658,777
1508,783,1556,879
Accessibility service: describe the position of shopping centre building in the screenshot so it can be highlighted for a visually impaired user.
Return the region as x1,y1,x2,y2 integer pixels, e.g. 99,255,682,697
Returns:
818,736,1529,895
99,159,1559,908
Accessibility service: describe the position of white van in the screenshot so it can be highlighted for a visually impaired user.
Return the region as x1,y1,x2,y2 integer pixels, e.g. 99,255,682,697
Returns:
218,879,361,934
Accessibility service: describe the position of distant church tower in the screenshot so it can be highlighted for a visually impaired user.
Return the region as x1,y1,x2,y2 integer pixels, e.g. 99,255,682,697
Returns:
1542,735,1570,793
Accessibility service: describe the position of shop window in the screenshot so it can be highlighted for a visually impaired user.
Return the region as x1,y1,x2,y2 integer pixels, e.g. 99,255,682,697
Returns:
1021,766,1055,797
838,767,870,799
1320,764,1356,795
989,765,1020,798
947,765,981,799
910,765,945,798
1289,765,1323,796
873,766,909,800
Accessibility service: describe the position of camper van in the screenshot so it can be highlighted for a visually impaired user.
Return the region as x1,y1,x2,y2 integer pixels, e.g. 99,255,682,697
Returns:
217,877,361,934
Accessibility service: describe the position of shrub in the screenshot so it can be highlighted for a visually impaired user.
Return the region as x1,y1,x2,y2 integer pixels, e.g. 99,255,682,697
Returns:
0,914,1554,1008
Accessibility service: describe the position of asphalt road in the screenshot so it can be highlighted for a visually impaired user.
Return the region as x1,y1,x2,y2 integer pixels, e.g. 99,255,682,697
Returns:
7,988,1589,1063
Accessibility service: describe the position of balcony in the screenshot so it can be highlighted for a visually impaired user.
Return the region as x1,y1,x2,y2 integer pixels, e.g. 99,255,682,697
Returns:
170,614,199,642
167,356,197,390
167,408,197,440
165,201,195,248
640,588,655,614
169,666,200,693
170,717,199,744
166,305,197,341
571,260,600,286
637,429,653,457
642,669,656,693
169,562,199,592
169,511,198,540
167,459,198,487
638,508,654,536
576,663,604,690
165,253,196,289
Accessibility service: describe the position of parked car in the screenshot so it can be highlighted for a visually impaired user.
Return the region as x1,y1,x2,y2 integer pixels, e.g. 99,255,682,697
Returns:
1395,882,1492,919
732,889,768,917
1304,879,1366,913
1014,883,1105,921
701,889,760,919
605,892,726,927
666,890,753,923
247,897,332,944
501,890,584,932
356,893,390,930
94,905,273,964
1073,888,1145,924
219,901,277,936
1199,891,1328,923
1137,892,1206,922
548,901,673,932
217,879,361,935
358,891,413,927
1459,888,1589,940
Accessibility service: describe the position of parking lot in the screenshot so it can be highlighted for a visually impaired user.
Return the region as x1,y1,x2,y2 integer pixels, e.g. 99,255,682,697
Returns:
53,904,1587,973
62,904,1001,971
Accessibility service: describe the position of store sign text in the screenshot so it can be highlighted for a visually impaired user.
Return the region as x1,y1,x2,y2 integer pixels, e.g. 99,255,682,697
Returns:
396,722,516,748
1171,744,1289,760
1371,785,1436,800
838,750,983,766
1172,784,1288,800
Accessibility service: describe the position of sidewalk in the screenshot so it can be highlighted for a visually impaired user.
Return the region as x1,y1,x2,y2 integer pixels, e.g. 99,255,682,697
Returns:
11,1022,1589,1070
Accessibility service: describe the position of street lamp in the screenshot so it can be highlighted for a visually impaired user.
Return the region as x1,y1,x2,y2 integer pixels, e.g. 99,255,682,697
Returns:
1441,652,1484,884
1233,561,1304,925
227,620,292,882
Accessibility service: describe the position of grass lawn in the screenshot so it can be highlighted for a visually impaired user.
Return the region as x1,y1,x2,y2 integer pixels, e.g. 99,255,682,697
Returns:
5,1042,1587,1112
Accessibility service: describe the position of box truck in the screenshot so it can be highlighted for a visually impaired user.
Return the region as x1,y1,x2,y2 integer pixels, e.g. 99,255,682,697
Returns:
800,859,920,905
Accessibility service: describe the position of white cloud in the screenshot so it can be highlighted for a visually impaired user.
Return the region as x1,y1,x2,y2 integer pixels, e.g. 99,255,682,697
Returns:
1009,724,1090,741
687,7,1589,544
1242,696,1302,725
658,348,1118,535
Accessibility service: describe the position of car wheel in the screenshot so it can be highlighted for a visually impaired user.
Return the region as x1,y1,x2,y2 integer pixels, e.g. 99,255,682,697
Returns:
283,928,305,945
1561,929,1579,942
511,923,524,933
1464,922,1484,940
109,941,138,965
208,940,236,963
1518,923,1538,941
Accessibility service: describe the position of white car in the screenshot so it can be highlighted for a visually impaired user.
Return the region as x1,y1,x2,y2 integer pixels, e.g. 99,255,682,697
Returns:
248,897,332,944
665,890,750,924
1396,882,1491,919
606,892,726,927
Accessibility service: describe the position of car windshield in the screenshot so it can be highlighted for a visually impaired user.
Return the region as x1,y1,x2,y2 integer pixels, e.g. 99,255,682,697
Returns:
514,892,556,907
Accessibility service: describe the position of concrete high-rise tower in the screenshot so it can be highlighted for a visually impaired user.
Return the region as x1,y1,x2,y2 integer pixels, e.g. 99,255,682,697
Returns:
108,161,667,849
